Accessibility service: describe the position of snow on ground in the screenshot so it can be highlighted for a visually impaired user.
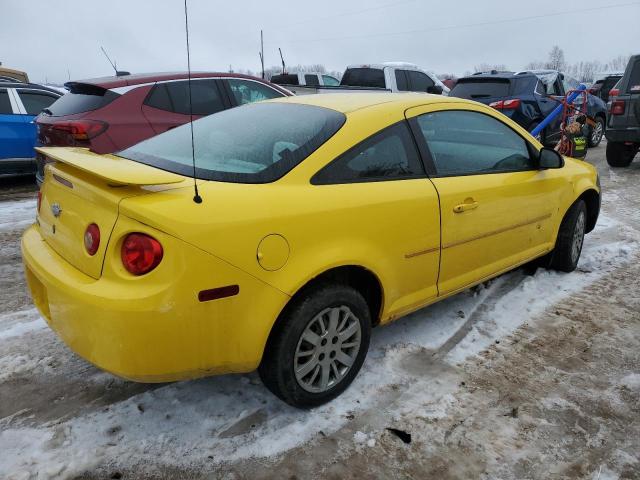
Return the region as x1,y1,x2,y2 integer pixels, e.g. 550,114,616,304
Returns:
0,199,36,232
1,194,636,479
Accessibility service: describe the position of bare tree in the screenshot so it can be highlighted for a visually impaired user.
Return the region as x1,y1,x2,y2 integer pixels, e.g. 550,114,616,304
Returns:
546,46,566,71
473,63,508,73
524,60,546,70
605,54,631,71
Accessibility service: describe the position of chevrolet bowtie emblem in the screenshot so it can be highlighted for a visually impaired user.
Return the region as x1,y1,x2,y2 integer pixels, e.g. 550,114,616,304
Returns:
51,203,62,218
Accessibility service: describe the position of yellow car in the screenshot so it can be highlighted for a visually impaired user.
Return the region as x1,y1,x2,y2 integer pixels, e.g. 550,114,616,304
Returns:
22,93,600,407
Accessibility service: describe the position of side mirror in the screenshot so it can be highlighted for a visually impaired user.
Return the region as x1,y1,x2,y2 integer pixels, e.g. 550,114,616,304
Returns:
538,147,564,169
427,85,443,95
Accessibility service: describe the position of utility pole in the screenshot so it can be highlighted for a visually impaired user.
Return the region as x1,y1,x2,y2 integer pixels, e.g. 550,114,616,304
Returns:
259,30,265,79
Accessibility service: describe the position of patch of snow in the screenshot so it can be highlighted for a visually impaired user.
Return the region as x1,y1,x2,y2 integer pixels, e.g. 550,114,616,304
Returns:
0,309,45,341
353,431,367,444
0,199,36,232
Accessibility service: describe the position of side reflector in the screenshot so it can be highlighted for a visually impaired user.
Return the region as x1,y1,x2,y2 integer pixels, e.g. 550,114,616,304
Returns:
198,285,240,302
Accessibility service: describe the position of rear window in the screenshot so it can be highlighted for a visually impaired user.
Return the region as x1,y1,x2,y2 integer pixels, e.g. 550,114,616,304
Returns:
627,60,640,92
46,83,119,116
450,78,512,99
118,102,346,183
340,68,385,88
271,74,299,86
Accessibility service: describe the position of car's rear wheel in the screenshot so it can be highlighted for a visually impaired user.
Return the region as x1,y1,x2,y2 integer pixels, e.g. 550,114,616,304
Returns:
549,200,587,273
259,284,371,408
588,116,605,147
606,141,637,167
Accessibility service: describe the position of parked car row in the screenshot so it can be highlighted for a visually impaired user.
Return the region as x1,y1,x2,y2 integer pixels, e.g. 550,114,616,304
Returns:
3,55,638,180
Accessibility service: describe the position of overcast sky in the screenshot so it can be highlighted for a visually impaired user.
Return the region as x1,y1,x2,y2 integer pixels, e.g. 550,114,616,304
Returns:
1,0,639,84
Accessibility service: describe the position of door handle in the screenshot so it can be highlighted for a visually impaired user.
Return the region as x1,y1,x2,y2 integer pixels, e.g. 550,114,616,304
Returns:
453,200,479,213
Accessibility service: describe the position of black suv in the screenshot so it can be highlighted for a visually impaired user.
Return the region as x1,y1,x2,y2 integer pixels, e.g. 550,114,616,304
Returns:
450,70,608,148
605,54,640,167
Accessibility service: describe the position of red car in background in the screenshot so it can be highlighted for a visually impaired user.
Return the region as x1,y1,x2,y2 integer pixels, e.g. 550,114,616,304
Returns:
35,72,291,183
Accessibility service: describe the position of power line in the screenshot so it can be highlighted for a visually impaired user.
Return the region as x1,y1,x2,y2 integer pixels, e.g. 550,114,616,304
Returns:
267,1,640,45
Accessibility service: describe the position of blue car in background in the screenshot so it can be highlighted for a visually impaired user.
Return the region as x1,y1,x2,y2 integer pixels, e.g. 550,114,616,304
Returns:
0,81,61,176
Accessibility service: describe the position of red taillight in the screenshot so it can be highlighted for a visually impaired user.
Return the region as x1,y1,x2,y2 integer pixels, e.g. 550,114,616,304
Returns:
609,88,620,98
84,223,100,256
50,120,108,141
611,100,626,115
489,99,521,110
121,233,163,276
37,191,42,213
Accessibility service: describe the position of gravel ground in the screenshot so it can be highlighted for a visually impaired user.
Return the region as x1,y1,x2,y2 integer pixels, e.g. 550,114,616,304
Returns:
0,142,638,479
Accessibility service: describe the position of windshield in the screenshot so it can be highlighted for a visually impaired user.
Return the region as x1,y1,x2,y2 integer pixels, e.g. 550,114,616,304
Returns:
340,68,385,88
118,102,346,183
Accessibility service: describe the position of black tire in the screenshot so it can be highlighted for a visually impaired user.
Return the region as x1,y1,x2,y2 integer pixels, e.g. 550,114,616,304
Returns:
606,141,636,167
549,200,587,273
587,116,605,148
259,283,371,408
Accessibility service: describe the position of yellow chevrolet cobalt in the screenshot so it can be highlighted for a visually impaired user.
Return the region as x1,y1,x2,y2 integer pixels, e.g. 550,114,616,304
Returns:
22,93,600,407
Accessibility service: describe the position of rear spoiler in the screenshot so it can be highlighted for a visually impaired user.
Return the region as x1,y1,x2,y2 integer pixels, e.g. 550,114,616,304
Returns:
36,147,185,186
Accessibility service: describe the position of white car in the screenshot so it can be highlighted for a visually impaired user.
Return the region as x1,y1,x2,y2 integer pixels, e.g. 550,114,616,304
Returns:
340,62,449,95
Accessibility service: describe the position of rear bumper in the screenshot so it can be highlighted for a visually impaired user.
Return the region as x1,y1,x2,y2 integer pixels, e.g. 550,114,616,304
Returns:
21,223,289,382
605,127,640,143
0,157,36,176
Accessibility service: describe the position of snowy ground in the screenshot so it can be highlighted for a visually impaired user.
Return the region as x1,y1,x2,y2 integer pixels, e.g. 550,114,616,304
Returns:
0,144,639,479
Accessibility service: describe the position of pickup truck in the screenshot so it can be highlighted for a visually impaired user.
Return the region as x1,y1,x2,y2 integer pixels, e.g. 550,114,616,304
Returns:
273,62,449,96
271,72,341,90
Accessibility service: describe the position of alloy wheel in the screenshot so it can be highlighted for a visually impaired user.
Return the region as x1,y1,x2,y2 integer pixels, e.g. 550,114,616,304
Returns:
294,306,362,393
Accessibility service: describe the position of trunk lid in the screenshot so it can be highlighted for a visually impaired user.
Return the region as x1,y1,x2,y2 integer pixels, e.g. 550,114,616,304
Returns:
36,147,187,279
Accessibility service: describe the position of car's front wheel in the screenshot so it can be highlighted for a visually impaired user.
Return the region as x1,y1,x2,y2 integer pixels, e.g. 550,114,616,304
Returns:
588,116,605,147
606,141,637,167
549,200,587,273
259,284,371,408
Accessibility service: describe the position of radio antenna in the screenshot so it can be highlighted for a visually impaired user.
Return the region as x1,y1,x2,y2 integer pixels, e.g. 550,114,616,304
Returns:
100,46,118,74
279,48,286,74
184,0,202,204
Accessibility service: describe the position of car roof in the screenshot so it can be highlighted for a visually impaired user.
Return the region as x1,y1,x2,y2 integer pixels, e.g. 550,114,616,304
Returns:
459,71,535,80
0,81,62,94
64,71,276,89
268,92,466,114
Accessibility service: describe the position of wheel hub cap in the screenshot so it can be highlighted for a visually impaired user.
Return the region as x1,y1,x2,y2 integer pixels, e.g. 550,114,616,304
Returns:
571,211,586,264
294,306,362,393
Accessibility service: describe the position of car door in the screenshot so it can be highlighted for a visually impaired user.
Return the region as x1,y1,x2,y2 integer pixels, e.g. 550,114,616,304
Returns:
142,79,228,134
406,104,567,296
223,78,285,107
311,121,441,318
0,88,29,160
12,88,60,158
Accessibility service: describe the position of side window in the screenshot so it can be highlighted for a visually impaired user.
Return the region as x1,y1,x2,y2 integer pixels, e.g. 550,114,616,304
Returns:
415,110,533,176
0,89,12,114
407,71,435,92
322,75,340,86
562,75,579,93
16,90,59,115
304,74,320,86
145,80,225,116
627,60,640,92
395,70,409,91
535,80,546,96
312,122,424,184
227,79,282,105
